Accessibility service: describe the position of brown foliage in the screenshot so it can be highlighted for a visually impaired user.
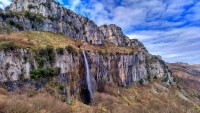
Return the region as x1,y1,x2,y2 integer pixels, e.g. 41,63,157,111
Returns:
0,35,34,46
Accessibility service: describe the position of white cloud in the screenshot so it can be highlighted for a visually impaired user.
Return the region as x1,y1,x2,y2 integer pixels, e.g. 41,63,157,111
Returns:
64,0,80,11
1,0,200,64
128,27,200,64
65,0,199,32
0,0,12,9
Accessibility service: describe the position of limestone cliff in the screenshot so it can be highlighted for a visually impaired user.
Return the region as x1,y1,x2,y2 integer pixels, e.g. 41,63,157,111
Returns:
0,0,147,51
0,0,175,104
0,38,173,87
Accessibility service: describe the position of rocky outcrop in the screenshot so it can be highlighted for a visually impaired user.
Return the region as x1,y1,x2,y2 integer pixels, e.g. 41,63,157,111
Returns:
0,0,147,51
98,24,147,52
0,45,173,103
0,47,171,85
0,0,175,104
99,24,129,46
1,0,105,45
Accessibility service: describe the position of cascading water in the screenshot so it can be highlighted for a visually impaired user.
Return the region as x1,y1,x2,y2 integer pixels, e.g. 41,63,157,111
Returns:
82,50,93,101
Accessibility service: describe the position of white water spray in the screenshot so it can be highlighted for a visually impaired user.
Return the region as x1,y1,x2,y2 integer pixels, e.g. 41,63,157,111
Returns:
82,50,93,100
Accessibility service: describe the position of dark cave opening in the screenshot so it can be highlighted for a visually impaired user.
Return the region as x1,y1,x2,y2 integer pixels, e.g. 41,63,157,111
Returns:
80,86,92,104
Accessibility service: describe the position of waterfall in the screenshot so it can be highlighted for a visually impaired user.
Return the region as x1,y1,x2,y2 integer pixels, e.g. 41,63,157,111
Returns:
82,50,93,100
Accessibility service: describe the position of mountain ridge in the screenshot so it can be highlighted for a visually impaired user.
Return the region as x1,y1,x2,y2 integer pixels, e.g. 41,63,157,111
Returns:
168,62,200,91
0,0,190,109
0,0,147,52
0,0,174,91
0,1,200,113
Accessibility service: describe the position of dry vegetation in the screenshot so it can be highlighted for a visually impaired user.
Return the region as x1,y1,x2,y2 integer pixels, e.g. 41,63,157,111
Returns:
0,31,141,54
0,32,199,113
81,40,140,54
0,80,199,113
0,31,76,50
0,87,71,113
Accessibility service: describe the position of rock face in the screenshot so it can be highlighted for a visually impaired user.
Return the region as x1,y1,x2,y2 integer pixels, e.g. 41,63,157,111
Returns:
2,0,105,44
99,24,129,46
0,0,174,103
0,0,147,51
0,48,172,85
98,24,147,52
0,47,173,103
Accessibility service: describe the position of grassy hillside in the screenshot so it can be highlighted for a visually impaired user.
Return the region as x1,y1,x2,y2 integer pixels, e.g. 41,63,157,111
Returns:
168,63,200,92
0,31,141,54
0,80,199,113
0,31,199,113
0,31,76,49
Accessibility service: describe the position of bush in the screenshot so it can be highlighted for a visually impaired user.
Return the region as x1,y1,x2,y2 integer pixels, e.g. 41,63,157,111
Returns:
24,11,43,22
125,42,129,46
36,45,56,67
153,76,158,79
147,75,151,81
0,11,9,20
28,5,37,9
30,67,61,80
56,48,64,55
58,84,65,91
41,2,51,9
5,63,10,70
197,95,200,100
8,20,24,30
0,42,18,51
65,45,77,55
0,23,12,34
161,75,168,82
139,79,144,84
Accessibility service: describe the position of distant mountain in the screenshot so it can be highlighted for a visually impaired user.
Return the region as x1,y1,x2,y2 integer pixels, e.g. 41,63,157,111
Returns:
168,62,200,91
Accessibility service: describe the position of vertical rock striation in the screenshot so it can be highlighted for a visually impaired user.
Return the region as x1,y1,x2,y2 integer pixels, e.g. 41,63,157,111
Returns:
0,0,147,52
0,0,175,103
3,0,105,45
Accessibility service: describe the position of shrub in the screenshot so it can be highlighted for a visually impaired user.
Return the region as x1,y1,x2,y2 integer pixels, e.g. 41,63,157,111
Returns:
24,11,43,22
0,42,18,51
46,45,56,64
19,74,25,81
65,45,77,55
0,23,12,34
28,5,37,9
139,79,144,84
0,11,8,20
31,23,35,29
197,95,200,100
5,63,10,70
47,15,56,21
125,42,129,46
41,2,51,9
8,20,24,30
147,75,151,81
161,75,168,82
58,84,65,91
153,76,158,79
56,48,64,55
30,67,61,80
36,45,56,67
36,57,46,67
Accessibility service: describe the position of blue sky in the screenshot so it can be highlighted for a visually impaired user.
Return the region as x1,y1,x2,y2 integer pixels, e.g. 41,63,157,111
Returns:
1,0,200,64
